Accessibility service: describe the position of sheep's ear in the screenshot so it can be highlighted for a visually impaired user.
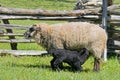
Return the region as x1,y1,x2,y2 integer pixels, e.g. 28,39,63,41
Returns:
32,24,37,28
35,27,41,31
32,24,41,31
32,24,37,26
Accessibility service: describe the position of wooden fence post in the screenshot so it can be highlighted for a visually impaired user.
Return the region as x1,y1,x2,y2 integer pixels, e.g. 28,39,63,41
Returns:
102,0,108,61
2,19,17,50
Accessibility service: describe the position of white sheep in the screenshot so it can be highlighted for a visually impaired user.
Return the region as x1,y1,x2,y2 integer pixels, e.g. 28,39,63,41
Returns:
24,22,108,71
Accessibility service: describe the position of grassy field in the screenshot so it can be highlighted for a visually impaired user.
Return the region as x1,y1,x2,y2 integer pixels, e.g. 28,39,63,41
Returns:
0,0,120,80
0,55,120,80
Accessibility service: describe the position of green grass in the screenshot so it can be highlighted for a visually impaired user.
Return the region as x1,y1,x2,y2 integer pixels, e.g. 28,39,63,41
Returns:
114,0,120,4
0,56,120,80
0,0,75,10
0,0,120,80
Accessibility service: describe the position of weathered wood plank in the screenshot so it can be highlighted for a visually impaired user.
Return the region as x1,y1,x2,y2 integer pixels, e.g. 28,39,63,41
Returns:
110,11,120,15
0,39,35,43
109,15,120,21
0,15,79,20
107,50,120,54
0,4,119,16
108,4,120,11
111,22,120,26
0,50,47,56
0,6,100,16
0,14,120,21
0,33,23,36
108,45,120,50
0,30,4,34
108,29,120,33
0,24,29,29
114,40,120,46
108,40,120,45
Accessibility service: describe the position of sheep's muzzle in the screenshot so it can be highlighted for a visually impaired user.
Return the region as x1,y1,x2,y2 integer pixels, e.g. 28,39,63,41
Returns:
24,30,31,39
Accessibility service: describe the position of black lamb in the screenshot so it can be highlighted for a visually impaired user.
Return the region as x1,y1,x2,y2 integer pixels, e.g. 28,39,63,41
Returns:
48,48,89,71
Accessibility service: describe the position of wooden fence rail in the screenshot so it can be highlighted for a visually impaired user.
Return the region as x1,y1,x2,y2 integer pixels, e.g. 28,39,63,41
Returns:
0,49,47,56
0,15,120,21
0,39,35,43
0,33,24,36
0,4,120,16
0,24,29,29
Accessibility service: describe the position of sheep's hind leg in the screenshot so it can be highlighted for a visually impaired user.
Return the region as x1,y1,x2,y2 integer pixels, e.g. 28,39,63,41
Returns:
92,42,102,72
94,58,100,72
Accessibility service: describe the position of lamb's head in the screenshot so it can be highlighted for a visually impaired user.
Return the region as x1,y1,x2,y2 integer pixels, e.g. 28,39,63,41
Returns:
79,48,89,65
79,48,89,56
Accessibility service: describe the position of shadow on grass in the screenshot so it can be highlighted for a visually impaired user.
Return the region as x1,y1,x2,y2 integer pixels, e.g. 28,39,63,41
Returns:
11,63,51,69
56,66,91,73
50,67,91,73
11,62,90,72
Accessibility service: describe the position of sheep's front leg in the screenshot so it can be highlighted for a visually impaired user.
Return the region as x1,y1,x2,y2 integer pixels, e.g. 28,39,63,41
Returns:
94,58,100,72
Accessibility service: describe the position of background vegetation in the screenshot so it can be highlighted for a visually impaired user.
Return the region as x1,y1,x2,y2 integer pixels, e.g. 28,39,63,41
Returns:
0,0,120,80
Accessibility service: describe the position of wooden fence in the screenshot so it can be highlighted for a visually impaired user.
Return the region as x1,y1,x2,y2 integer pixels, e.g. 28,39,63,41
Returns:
0,4,120,56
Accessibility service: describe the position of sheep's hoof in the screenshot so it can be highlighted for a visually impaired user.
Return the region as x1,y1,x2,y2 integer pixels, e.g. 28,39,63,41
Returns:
94,69,100,72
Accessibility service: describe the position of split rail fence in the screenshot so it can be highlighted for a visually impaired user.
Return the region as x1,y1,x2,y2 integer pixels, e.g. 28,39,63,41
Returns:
0,4,120,56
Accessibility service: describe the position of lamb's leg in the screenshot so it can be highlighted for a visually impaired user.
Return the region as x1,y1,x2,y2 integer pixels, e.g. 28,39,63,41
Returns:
58,63,63,70
51,58,56,70
52,57,65,71
73,61,83,71
94,58,100,72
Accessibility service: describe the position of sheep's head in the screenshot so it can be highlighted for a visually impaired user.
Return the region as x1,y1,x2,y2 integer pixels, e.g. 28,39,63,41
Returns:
24,23,52,39
24,24,40,39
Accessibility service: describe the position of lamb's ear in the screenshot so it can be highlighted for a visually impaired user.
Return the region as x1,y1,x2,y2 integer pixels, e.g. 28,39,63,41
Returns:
79,48,86,55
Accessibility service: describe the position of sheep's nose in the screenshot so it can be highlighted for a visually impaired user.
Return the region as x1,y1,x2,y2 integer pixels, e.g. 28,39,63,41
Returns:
24,31,31,38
